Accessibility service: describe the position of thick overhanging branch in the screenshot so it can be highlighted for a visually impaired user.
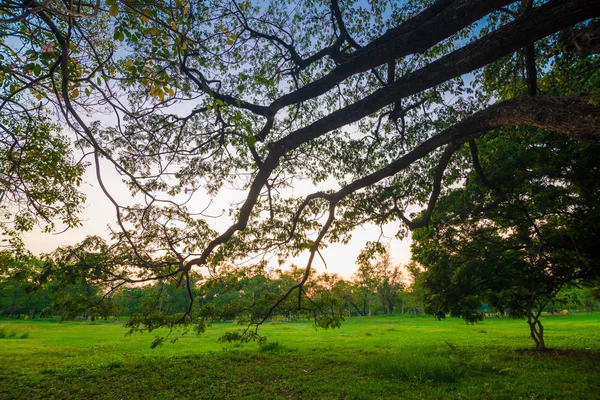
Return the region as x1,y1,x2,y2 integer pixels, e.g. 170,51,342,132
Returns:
270,0,516,112
180,0,596,270
305,95,600,243
276,0,600,152
181,0,596,152
183,94,600,271
560,20,600,56
334,95,600,201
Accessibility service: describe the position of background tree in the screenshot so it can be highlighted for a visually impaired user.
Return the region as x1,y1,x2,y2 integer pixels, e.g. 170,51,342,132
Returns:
352,250,379,317
410,125,600,349
0,251,52,318
353,243,404,316
401,261,426,315
373,251,405,315
408,2,600,349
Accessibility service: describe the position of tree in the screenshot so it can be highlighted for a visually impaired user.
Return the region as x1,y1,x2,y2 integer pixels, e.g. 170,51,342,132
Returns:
373,250,404,315
0,107,86,249
1,0,599,337
0,251,52,318
353,243,404,315
410,125,600,349
352,249,379,317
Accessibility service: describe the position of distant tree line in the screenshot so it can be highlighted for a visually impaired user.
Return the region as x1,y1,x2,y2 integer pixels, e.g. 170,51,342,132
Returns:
2,244,598,326
0,243,428,324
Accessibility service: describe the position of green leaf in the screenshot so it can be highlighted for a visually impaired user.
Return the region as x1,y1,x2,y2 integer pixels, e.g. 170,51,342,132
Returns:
245,135,257,147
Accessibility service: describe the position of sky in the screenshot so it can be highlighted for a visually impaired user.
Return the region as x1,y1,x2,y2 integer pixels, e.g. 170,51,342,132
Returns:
17,97,418,282
21,155,414,280
16,0,423,279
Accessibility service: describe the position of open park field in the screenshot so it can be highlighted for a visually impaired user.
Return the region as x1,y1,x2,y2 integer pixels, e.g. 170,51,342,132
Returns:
1,313,599,399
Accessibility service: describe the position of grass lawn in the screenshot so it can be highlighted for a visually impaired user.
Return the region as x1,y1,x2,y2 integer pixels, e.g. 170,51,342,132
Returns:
1,313,599,399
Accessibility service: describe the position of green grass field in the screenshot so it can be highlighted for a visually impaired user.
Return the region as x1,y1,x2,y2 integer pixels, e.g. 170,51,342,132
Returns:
1,313,599,399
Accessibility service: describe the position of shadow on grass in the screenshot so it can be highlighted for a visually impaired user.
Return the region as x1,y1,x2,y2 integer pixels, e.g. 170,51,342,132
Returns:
361,352,461,383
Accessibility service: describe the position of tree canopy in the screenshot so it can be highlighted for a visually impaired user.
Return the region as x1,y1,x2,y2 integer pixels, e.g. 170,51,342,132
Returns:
1,0,599,336
410,129,600,348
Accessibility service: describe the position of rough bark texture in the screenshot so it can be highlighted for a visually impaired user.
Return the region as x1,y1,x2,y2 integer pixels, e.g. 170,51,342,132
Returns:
333,96,600,201
560,21,600,56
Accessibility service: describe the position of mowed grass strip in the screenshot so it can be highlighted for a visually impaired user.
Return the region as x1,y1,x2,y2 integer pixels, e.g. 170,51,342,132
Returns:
1,313,599,399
